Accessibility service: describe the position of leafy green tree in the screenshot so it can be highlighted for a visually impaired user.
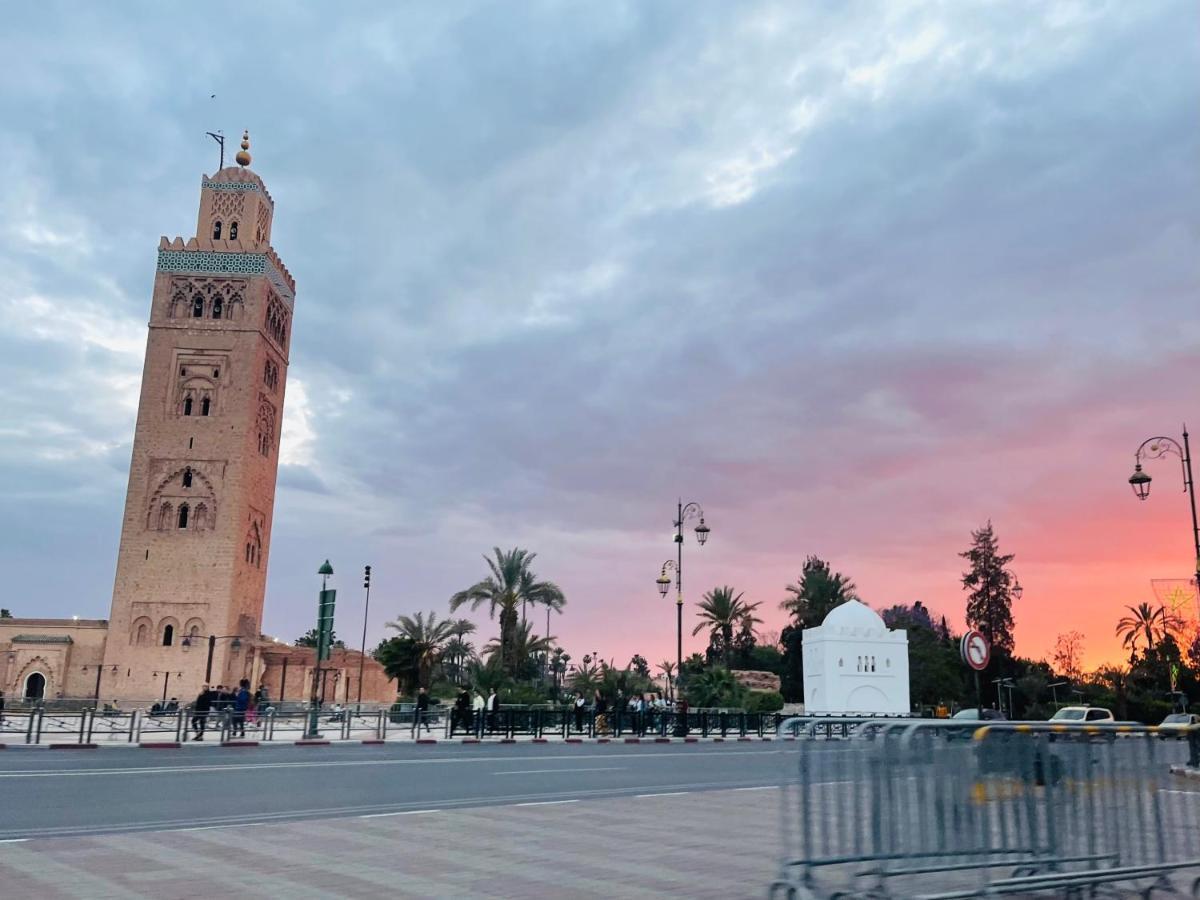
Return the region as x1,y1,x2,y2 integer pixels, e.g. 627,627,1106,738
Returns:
374,636,418,693
295,628,344,649
880,602,964,710
778,558,858,701
960,522,1019,658
384,611,454,689
0,608,12,619
629,654,651,678
450,548,564,676
686,667,747,708
693,586,761,665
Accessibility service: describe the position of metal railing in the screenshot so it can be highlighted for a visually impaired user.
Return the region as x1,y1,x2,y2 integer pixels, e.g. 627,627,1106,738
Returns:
771,721,1200,899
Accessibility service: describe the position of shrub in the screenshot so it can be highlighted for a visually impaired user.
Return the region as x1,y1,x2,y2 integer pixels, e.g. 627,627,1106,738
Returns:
744,690,784,713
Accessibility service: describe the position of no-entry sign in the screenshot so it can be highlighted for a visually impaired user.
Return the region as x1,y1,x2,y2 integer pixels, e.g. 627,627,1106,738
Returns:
960,630,991,671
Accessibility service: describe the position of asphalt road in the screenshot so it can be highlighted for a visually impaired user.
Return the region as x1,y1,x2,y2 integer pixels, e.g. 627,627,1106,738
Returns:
0,742,787,840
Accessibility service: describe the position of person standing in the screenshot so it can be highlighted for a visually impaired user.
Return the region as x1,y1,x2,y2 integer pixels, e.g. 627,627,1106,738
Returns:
0,689,6,725
472,690,486,737
486,688,498,734
232,679,251,738
191,684,213,741
594,691,608,736
573,694,586,733
412,687,431,736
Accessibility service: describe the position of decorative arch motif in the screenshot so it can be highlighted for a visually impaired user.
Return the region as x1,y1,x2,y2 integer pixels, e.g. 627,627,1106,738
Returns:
265,292,289,348
148,466,216,532
256,399,277,457
184,618,205,641
158,617,180,647
131,615,154,646
15,657,54,700
166,276,248,321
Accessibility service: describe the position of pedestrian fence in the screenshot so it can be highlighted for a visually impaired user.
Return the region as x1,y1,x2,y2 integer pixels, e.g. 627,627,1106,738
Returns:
771,720,1200,899
3,704,813,744
441,707,790,740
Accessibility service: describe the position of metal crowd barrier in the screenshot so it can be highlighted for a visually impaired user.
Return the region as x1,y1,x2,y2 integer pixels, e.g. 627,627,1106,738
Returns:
771,722,1200,899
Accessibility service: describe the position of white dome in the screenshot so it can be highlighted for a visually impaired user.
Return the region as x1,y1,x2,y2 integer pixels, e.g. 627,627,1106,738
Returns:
821,599,886,632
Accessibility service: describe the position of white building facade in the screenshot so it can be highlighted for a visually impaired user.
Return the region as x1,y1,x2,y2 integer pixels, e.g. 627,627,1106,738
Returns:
802,600,910,715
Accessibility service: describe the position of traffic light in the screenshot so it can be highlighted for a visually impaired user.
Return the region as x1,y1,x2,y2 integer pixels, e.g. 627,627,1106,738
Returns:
363,565,371,590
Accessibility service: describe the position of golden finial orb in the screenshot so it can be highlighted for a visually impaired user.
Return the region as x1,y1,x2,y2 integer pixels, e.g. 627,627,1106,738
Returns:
235,130,252,167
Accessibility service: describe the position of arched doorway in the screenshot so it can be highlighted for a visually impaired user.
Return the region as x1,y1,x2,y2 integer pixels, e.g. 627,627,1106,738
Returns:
24,672,46,701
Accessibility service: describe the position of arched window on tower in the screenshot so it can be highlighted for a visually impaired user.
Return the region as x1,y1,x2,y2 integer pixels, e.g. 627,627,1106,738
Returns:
158,502,173,530
182,468,193,488
192,295,204,318
183,396,193,416
229,221,239,240
194,503,208,530
162,624,174,647
177,503,189,530
200,396,211,416
213,221,222,240
136,623,148,645
212,297,223,320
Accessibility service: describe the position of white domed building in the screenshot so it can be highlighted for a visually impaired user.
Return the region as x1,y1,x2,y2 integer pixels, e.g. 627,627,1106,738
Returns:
802,600,910,715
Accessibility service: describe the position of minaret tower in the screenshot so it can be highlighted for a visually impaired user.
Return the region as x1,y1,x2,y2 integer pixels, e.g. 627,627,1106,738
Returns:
102,133,295,700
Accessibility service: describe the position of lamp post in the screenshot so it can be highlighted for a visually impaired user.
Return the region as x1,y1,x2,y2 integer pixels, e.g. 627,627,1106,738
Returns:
152,670,183,704
1048,680,1068,710
182,634,243,683
357,564,371,712
654,500,710,681
1128,428,1200,603
306,559,335,739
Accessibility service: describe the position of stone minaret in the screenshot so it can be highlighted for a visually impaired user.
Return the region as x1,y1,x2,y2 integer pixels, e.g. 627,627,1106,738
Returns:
102,133,294,701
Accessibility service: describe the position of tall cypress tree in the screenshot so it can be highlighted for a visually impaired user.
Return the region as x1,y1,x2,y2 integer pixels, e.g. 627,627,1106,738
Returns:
959,521,1018,657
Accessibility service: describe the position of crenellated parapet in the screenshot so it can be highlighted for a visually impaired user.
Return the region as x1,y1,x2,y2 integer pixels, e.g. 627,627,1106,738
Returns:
156,236,295,302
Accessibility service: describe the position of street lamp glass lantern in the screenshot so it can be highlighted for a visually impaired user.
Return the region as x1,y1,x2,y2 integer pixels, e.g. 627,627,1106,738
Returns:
694,519,710,546
318,559,334,576
231,637,243,653
1128,464,1151,500
1012,583,1024,601
656,574,671,597
180,636,191,651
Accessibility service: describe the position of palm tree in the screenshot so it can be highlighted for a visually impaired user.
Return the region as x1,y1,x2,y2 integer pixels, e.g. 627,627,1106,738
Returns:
384,611,454,689
443,637,478,684
781,557,858,626
658,660,676,701
483,620,554,680
568,661,601,696
693,586,762,664
686,667,747,709
450,548,565,676
443,619,478,683
1115,602,1167,658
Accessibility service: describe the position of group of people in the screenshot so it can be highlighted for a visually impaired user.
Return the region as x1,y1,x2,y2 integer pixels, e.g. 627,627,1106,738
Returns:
148,698,180,716
449,686,500,734
189,680,270,740
582,691,686,736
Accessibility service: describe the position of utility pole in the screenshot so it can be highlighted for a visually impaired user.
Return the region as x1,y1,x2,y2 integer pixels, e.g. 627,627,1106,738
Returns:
357,565,371,712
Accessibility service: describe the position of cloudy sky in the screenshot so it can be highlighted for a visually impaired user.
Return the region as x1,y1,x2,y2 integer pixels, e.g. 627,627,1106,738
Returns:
2,1,1197,671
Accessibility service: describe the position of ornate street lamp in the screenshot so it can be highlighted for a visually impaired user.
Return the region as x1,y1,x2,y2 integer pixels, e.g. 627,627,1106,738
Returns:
654,500,711,681
1128,428,1200,603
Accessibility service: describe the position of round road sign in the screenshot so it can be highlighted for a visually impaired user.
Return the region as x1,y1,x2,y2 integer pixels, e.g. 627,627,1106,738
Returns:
960,630,990,671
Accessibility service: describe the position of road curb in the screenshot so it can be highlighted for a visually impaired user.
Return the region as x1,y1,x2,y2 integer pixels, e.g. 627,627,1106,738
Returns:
221,740,259,748
415,739,438,745
565,738,583,744
1170,765,1200,780
596,738,611,744
461,738,480,744
361,739,385,745
50,743,98,749
624,737,641,744
684,737,699,743
138,741,181,749
532,738,549,744
499,738,516,744
295,740,331,746
654,737,671,743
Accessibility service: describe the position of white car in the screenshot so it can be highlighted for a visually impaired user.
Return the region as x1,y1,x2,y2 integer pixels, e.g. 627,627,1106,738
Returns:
1049,706,1114,724
1159,712,1200,731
